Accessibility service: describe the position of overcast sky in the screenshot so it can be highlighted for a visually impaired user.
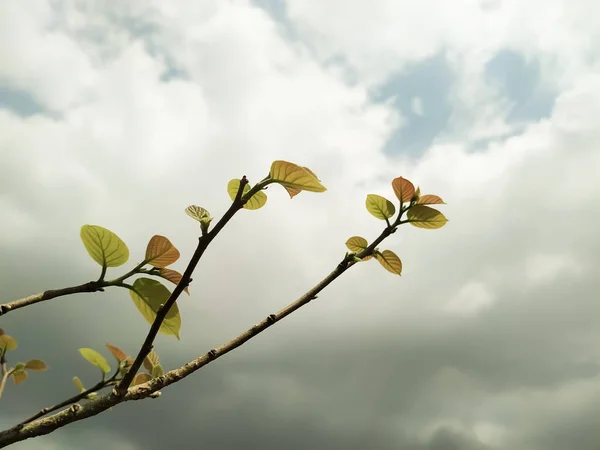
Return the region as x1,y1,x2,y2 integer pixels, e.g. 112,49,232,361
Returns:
1,1,599,449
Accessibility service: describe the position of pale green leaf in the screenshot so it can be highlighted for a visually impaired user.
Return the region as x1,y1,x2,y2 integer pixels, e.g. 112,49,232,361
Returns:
80,225,129,268
79,348,111,374
374,250,403,275
73,376,86,393
365,194,396,220
344,236,373,261
269,160,327,194
406,205,448,229
0,334,17,352
227,179,268,210
130,278,181,339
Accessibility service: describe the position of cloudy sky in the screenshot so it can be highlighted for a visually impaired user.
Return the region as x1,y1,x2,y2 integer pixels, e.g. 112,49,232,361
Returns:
1,0,599,449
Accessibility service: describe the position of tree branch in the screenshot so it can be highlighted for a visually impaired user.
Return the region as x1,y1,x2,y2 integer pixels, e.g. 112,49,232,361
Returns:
0,282,104,317
116,175,251,394
0,258,153,318
17,365,122,426
0,207,407,448
0,253,354,447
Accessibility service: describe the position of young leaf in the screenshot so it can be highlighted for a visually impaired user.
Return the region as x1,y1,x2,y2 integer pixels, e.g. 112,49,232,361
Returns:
185,205,211,223
133,373,152,386
345,236,368,252
365,194,396,220
227,179,268,210
392,177,415,203
145,235,180,268
143,350,160,372
0,328,4,335
79,348,111,374
156,268,190,295
406,205,448,229
151,364,164,378
269,161,327,194
412,186,421,202
14,362,26,371
105,344,127,363
344,236,373,261
281,167,321,198
25,359,48,371
130,278,181,339
73,376,86,393
417,194,445,205
374,250,403,275
12,370,27,385
80,225,129,268
0,334,18,352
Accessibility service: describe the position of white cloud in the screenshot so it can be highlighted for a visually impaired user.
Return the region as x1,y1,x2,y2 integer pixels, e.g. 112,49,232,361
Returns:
1,1,599,449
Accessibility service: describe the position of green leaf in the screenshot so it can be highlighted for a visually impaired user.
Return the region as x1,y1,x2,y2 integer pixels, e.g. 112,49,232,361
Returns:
105,344,127,362
269,161,327,195
145,235,180,268
133,372,152,386
406,205,448,229
0,334,18,352
227,179,268,210
25,359,48,371
392,177,415,203
14,362,26,371
79,348,111,374
156,268,190,295
73,376,86,393
365,194,396,220
151,364,164,378
344,236,373,261
80,225,129,268
374,250,403,275
416,194,445,205
130,278,181,339
12,370,27,385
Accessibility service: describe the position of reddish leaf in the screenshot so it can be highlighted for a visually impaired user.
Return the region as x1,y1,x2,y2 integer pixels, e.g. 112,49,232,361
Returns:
391,177,415,203
105,344,127,362
157,268,190,295
145,235,180,268
417,194,445,205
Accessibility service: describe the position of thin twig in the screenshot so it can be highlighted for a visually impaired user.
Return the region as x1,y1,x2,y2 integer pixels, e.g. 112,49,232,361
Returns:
0,354,10,400
0,260,150,318
0,282,104,317
116,175,251,394
18,365,122,426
